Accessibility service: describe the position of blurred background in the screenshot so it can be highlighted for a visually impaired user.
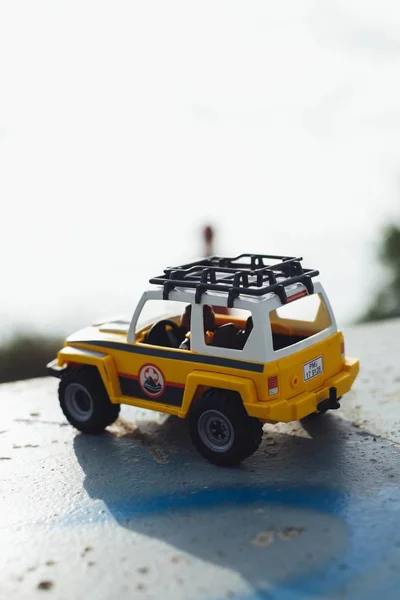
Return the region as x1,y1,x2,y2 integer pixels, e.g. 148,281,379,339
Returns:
1,0,400,382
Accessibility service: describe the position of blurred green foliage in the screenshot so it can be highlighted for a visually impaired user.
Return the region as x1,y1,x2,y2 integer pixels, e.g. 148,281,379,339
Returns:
0,334,62,384
360,224,400,322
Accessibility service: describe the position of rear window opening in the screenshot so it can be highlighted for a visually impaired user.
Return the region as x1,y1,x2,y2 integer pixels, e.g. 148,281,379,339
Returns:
269,293,331,351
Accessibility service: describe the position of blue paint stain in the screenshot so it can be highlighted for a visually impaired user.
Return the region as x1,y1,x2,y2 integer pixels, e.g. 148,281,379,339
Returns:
229,487,400,600
57,484,400,599
106,485,350,521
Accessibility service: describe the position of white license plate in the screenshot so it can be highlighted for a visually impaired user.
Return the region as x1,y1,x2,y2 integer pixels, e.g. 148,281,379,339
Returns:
303,356,323,382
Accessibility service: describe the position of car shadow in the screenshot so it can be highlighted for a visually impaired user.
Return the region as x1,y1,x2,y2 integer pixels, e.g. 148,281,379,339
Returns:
71,411,372,597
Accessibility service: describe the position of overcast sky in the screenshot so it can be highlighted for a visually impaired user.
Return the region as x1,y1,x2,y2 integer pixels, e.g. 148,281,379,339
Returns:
1,0,400,337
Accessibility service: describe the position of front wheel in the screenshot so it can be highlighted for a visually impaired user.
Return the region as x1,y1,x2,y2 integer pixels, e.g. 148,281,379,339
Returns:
59,367,120,433
188,389,263,466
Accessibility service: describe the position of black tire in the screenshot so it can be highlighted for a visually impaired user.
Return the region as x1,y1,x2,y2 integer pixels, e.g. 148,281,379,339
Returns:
188,389,263,467
59,366,120,434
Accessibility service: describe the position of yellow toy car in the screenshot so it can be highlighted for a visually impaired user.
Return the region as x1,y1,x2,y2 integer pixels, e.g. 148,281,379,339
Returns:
48,254,359,466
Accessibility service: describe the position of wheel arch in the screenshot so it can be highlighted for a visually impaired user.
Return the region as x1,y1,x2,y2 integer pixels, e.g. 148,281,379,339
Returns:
179,370,257,418
55,345,120,401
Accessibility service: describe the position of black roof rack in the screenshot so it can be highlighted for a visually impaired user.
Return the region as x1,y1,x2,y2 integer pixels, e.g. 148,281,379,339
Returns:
149,253,319,308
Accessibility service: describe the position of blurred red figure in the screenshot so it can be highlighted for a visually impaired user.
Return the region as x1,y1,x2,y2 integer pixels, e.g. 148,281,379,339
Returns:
203,224,214,257
202,224,229,315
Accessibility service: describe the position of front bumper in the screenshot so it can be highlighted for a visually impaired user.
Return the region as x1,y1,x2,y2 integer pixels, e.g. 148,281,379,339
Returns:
246,357,360,422
47,358,68,379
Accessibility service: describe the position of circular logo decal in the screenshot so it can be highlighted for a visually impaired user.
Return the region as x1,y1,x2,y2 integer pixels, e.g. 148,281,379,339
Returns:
139,364,165,398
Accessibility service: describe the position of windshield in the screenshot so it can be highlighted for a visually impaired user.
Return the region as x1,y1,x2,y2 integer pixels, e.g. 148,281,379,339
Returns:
135,300,186,335
269,293,331,351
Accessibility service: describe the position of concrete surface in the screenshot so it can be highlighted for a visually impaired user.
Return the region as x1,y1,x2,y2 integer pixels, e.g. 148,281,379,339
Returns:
1,320,400,599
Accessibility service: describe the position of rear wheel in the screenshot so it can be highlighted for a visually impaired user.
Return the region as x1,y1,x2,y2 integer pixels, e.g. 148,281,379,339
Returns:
188,389,263,466
59,367,120,433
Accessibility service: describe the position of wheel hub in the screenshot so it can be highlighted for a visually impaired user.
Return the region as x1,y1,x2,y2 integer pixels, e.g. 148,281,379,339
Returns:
198,410,234,453
64,383,94,422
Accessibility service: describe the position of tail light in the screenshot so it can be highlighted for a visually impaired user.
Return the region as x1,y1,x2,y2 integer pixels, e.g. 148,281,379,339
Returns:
268,376,278,396
287,290,307,303
341,340,345,359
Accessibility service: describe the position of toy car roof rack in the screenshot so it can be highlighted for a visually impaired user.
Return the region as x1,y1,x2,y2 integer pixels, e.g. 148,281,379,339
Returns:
150,254,319,307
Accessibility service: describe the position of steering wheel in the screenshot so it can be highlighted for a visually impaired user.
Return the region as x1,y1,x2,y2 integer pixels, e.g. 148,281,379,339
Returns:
145,319,182,348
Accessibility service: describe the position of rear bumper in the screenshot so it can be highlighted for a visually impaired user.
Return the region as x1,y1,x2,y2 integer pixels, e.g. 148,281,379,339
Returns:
246,357,360,422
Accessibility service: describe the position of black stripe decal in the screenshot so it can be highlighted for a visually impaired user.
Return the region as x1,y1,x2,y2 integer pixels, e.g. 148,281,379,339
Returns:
119,377,183,407
69,340,264,373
